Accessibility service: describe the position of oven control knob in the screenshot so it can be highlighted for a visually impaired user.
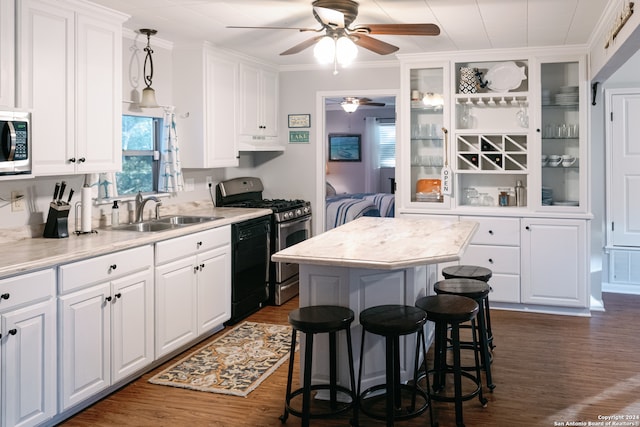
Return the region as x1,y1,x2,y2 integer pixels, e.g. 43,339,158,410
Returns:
283,212,290,219
295,209,302,216
303,207,310,214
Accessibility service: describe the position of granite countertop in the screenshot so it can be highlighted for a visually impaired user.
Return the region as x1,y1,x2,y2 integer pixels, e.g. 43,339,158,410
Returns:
272,216,478,270
0,204,271,278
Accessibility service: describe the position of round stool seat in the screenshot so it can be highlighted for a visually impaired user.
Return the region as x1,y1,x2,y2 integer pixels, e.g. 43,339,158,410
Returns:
442,265,492,282
288,305,355,334
415,294,478,324
434,278,490,300
359,305,427,336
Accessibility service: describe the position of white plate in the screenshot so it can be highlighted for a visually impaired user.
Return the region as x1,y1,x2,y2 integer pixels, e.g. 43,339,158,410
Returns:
485,61,527,92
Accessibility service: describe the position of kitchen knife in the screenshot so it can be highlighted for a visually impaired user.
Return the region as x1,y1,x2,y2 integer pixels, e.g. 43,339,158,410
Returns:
58,181,66,205
67,188,74,204
53,182,60,202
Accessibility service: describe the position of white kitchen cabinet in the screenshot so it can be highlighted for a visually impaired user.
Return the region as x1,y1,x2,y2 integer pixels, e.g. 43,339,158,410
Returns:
0,269,56,427
173,43,239,168
58,246,154,411
155,226,231,358
17,0,125,175
0,0,15,108
238,62,280,148
521,218,588,308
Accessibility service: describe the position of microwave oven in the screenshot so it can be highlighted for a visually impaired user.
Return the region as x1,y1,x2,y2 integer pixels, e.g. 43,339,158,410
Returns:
0,111,31,176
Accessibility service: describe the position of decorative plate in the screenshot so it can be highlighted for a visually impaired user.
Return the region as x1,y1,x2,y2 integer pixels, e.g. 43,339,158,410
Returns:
485,61,527,92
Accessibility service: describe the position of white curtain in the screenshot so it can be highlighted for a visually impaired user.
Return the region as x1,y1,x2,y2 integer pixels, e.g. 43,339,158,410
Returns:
158,106,184,193
364,117,381,193
85,173,118,200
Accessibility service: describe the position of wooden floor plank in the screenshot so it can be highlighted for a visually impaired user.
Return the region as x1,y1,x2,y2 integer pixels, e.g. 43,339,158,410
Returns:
60,293,640,426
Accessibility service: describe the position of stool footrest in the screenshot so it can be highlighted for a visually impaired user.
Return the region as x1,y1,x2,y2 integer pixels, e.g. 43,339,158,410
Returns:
421,370,485,405
285,384,355,419
359,383,429,422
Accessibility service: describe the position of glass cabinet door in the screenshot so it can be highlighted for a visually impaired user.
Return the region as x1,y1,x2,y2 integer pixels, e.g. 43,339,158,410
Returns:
409,66,446,204
539,58,585,209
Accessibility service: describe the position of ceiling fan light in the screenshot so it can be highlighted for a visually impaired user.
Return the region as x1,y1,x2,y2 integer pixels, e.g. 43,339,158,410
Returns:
341,100,359,113
314,36,336,64
336,36,357,66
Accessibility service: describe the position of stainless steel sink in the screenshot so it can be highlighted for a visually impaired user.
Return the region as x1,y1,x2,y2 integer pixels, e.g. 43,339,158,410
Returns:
110,215,223,233
155,215,223,225
112,222,179,232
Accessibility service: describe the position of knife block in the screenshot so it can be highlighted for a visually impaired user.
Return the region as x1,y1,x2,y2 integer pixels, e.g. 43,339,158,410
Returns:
43,203,71,238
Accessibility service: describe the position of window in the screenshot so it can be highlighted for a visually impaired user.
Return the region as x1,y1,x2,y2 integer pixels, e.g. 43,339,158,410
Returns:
117,115,161,195
378,121,396,168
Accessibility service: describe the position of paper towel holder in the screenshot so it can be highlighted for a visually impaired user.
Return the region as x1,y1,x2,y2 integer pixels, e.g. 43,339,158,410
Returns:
74,201,98,235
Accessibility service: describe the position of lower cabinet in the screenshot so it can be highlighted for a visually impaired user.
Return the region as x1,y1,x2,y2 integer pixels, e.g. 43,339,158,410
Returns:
0,269,56,427
521,218,588,307
58,246,154,411
155,226,231,358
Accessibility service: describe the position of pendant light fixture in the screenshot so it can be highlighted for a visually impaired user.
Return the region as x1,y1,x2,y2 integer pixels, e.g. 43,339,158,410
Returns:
139,29,159,108
313,31,358,75
340,98,359,113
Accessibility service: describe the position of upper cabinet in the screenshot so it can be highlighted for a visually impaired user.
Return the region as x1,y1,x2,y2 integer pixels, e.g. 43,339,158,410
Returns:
0,0,14,108
238,62,283,151
173,43,239,168
17,0,126,176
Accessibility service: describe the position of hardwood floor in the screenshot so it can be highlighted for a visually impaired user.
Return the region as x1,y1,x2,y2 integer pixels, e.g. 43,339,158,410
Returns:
60,293,640,427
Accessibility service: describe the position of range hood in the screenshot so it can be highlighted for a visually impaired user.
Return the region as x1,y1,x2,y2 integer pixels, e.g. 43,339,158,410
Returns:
238,135,285,152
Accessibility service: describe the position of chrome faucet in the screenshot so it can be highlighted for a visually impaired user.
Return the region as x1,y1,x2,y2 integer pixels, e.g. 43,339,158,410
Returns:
135,191,162,223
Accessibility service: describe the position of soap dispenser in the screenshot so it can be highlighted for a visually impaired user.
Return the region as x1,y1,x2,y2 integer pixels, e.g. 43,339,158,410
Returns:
111,200,120,226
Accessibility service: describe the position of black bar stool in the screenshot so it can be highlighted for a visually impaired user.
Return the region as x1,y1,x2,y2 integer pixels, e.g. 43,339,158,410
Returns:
280,305,357,427
356,304,434,427
416,295,487,427
434,278,495,391
442,265,495,350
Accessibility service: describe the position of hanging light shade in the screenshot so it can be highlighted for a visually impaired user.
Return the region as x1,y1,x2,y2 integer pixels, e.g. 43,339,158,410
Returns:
139,29,159,108
341,99,359,113
314,36,336,64
335,36,357,66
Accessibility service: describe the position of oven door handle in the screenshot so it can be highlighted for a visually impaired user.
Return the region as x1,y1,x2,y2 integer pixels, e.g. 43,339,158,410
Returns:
265,233,271,281
278,217,311,230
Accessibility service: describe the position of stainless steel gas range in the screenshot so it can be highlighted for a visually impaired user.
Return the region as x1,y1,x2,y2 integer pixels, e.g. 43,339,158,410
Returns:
216,177,312,305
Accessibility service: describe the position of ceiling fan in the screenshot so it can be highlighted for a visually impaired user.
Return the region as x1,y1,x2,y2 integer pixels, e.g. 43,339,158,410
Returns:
227,0,440,59
331,97,386,113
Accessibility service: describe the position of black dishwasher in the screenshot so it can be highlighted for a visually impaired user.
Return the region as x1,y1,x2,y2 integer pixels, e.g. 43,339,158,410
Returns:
225,215,270,325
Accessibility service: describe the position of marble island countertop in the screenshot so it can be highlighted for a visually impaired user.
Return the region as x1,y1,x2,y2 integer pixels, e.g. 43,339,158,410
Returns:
0,205,271,278
272,216,478,270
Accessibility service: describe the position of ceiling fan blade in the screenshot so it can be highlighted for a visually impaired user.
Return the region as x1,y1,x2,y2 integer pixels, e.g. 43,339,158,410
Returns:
362,102,386,107
352,34,399,55
313,6,345,28
280,35,324,56
227,25,320,33
354,23,440,36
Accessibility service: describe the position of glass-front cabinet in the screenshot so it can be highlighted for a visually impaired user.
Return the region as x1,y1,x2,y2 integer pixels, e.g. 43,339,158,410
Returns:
535,56,587,210
400,61,451,209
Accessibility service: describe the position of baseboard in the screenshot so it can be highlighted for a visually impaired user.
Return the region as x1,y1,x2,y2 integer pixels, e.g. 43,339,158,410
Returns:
602,282,640,295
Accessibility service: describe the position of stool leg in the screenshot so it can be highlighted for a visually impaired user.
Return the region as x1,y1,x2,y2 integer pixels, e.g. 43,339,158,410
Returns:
280,329,297,423
354,327,367,427
418,328,435,427
470,320,488,409
329,331,338,410
384,336,397,426
476,303,495,391
433,322,447,392
484,296,495,350
451,323,465,427
302,332,314,427
345,326,358,427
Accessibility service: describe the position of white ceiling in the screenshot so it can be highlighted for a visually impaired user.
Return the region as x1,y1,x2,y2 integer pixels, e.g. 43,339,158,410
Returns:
90,0,610,67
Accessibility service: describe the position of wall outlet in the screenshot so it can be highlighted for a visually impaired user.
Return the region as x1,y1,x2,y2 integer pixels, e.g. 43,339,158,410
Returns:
205,176,213,186
11,191,24,212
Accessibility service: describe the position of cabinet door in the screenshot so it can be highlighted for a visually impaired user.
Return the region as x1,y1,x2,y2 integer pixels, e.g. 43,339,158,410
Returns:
2,300,56,427
521,218,587,307
0,0,14,108
261,68,278,136
155,257,198,358
75,13,122,173
111,269,154,383
18,0,75,175
197,246,231,335
59,283,111,410
239,63,260,135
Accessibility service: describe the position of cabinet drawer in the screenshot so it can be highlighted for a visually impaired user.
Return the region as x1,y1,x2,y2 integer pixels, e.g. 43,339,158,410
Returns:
59,246,153,294
465,216,520,246
0,269,55,312
155,226,230,266
487,274,520,303
461,245,520,275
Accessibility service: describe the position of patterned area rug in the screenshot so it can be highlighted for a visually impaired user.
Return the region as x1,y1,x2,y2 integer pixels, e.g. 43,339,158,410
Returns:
148,321,293,397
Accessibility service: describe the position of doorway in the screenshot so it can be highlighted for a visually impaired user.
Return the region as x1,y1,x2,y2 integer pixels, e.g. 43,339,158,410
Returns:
314,89,399,235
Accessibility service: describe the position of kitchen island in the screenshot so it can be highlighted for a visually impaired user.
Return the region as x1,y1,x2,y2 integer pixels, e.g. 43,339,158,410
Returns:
272,216,478,392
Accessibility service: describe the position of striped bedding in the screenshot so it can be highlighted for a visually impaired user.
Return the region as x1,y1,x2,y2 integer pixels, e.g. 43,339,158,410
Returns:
325,193,395,230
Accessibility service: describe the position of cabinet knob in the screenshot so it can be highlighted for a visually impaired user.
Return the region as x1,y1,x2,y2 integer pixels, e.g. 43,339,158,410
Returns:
200,263,205,270
105,296,112,302
525,226,530,231
488,230,494,235
1,293,9,300
69,158,76,163
8,329,17,336
194,266,199,273
78,157,86,163
109,264,117,271
536,128,541,133
488,258,494,264
196,241,203,247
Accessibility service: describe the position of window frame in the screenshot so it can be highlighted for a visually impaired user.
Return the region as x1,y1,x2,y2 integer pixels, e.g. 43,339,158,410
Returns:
118,115,162,196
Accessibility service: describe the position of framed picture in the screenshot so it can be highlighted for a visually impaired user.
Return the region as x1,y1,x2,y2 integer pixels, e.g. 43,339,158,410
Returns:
288,114,311,128
328,133,361,162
